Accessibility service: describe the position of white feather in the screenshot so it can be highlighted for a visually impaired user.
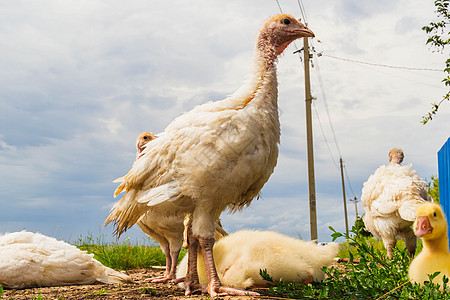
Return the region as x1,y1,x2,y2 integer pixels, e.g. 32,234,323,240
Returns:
138,182,181,206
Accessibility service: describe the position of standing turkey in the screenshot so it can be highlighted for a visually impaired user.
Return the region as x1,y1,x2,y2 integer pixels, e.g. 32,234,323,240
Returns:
105,14,314,297
361,148,430,259
131,132,227,283
130,132,185,283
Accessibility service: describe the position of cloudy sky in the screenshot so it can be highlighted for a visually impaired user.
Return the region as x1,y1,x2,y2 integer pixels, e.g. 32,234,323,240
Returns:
0,0,448,244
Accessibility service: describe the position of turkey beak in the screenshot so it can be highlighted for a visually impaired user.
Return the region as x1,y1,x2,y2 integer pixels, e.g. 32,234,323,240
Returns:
295,19,314,38
415,216,433,238
302,27,315,38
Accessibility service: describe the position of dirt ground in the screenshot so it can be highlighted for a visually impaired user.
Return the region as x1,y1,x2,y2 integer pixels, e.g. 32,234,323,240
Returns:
2,262,350,299
1,268,273,300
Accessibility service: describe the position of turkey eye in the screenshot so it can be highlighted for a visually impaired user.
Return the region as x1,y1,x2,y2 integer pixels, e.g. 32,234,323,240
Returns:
283,18,291,25
434,212,437,217
143,136,148,140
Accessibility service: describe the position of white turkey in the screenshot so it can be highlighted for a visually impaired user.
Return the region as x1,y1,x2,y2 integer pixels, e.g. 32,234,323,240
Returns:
130,131,183,283
0,231,131,289
361,148,430,259
131,132,227,283
176,230,339,289
105,14,314,297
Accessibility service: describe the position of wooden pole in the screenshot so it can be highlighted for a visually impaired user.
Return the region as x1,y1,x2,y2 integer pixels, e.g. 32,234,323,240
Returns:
340,157,349,235
303,37,318,241
354,197,358,220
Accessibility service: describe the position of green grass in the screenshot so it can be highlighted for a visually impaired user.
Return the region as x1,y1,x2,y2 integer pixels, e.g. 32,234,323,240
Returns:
261,223,448,299
73,233,187,270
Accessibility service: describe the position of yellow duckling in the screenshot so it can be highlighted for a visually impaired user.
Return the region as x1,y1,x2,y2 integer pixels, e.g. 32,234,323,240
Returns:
408,202,450,286
176,230,339,289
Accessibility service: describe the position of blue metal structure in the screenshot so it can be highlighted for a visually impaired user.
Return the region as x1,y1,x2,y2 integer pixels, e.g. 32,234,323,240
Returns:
438,137,450,240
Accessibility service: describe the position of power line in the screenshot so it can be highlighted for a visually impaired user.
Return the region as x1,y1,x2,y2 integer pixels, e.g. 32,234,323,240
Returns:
312,101,340,170
320,53,443,72
296,0,308,25
343,164,357,199
313,55,342,158
313,56,358,199
275,0,283,13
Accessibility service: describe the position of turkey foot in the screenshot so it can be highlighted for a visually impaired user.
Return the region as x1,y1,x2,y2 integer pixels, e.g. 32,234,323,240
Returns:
198,236,260,298
207,284,260,298
145,246,180,283
171,276,185,284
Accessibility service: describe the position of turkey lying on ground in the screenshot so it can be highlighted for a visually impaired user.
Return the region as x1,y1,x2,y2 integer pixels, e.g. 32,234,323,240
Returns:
0,231,131,289
362,148,430,259
105,14,314,298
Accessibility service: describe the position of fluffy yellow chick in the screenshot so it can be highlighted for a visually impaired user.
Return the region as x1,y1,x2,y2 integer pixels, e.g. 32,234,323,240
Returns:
176,230,339,289
408,202,450,286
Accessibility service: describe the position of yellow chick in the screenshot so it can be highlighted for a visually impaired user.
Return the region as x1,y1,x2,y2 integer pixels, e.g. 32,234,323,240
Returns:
408,202,450,286
176,230,339,289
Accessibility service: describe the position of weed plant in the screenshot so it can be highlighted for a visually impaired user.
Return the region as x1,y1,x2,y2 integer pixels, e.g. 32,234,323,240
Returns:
261,222,449,299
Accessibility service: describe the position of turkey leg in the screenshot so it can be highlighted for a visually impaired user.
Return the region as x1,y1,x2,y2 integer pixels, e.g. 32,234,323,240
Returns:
146,246,181,283
198,236,260,298
145,241,173,283
384,239,396,260
183,224,205,295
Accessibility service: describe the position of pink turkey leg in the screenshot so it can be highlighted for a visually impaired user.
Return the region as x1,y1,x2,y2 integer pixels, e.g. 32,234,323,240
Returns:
183,226,206,295
198,236,260,298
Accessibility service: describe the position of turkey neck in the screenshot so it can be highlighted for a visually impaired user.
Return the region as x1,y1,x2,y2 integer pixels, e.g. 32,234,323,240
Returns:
237,33,281,111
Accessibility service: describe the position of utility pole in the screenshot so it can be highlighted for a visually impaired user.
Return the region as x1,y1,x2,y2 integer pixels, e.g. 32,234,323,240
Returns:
303,37,318,241
340,157,349,235
349,196,358,220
